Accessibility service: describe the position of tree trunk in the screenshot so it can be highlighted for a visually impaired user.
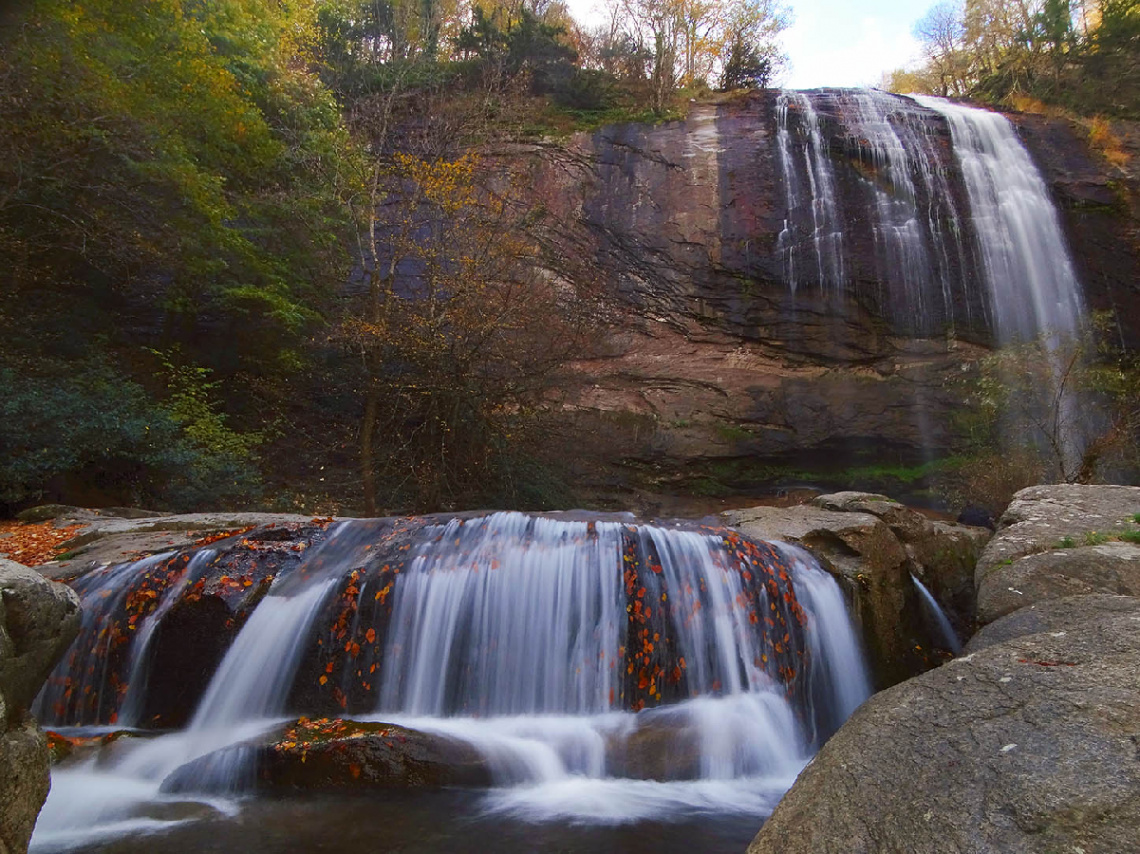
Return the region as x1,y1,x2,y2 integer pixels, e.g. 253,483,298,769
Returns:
360,381,379,517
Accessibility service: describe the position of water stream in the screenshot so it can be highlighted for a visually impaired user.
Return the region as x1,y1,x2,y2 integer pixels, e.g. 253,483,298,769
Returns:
31,513,872,852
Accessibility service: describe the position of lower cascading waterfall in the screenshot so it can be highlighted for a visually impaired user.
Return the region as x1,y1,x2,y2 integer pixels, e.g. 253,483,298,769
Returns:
31,513,872,849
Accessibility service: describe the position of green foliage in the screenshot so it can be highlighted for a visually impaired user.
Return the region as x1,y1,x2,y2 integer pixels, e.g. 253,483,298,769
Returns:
0,358,260,512
151,350,265,463
719,37,773,91
0,0,356,361
887,0,1140,118
0,0,363,509
942,313,1140,514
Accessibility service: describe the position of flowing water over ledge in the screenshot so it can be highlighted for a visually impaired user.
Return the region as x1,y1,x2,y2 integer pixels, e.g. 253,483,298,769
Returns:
31,511,872,852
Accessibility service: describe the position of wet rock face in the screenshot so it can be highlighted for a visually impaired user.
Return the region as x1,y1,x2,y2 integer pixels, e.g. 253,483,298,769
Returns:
256,719,493,792
526,95,1140,494
746,602,1140,854
158,719,493,796
1014,113,1140,349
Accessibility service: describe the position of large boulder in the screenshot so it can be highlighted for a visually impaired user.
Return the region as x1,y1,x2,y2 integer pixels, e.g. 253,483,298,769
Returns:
0,559,81,854
975,484,1140,627
966,593,1140,653
0,559,81,716
0,719,49,854
747,600,1140,854
976,541,1140,625
976,484,1140,577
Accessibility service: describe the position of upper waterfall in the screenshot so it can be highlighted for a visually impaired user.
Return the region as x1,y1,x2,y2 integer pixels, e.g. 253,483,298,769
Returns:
912,94,1085,342
774,88,1085,341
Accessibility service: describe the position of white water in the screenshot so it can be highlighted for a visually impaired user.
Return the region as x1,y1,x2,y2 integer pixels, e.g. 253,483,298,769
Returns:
910,574,963,655
378,514,625,716
118,550,217,725
911,95,1085,343
776,91,846,295
913,95,1088,473
32,515,872,849
32,552,175,725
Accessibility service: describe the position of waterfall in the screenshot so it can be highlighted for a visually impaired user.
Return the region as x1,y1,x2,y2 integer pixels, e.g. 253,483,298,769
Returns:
773,88,1085,341
910,574,962,655
911,95,1084,343
32,514,872,846
774,88,975,333
776,91,846,295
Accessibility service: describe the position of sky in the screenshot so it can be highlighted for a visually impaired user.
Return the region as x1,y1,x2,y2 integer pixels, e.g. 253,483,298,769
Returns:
564,0,933,89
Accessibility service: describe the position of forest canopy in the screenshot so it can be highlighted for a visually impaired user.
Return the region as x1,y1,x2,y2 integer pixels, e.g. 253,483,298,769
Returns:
886,0,1140,118
0,0,793,515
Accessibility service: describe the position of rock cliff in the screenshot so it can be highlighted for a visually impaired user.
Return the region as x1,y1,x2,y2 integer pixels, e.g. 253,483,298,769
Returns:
523,92,1140,502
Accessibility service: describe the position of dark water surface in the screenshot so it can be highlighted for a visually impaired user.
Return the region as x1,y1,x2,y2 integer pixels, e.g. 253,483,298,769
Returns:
66,791,762,854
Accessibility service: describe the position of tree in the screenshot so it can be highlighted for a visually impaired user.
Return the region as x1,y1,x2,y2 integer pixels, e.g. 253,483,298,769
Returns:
719,0,789,90
0,0,358,508
338,79,600,513
914,2,969,96
946,314,1140,514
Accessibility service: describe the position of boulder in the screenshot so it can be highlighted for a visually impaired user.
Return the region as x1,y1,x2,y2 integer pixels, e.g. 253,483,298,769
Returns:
14,506,85,524
258,719,491,792
747,604,1140,854
974,484,1140,627
606,718,701,781
811,492,989,631
161,718,492,795
0,719,50,854
0,559,81,854
976,484,1140,579
0,559,81,718
966,594,1140,654
976,541,1140,625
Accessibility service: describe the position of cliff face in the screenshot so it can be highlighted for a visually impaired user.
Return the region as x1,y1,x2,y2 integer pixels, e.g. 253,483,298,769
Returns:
520,91,1140,504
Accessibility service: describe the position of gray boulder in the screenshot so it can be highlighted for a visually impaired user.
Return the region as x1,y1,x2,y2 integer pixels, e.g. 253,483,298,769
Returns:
0,559,81,854
977,484,1140,579
0,560,81,717
966,594,1140,653
976,541,1140,625
747,603,1140,854
974,484,1140,627
0,719,50,854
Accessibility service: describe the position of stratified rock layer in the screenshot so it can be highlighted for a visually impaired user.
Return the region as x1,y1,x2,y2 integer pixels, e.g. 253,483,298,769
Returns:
524,93,1140,497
